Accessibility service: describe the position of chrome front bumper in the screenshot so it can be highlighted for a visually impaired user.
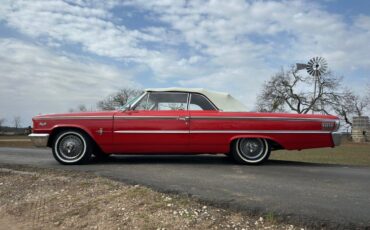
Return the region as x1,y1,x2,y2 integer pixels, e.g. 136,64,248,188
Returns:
331,132,341,146
28,133,49,147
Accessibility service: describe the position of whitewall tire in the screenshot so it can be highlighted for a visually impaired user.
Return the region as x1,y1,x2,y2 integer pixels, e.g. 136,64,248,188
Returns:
52,130,92,165
232,138,271,164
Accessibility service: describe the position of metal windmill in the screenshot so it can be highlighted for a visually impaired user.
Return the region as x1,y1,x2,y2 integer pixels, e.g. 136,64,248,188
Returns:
296,57,328,113
296,57,328,76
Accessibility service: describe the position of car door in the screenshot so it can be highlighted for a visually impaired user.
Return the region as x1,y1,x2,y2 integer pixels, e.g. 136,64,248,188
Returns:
188,93,230,153
113,92,190,154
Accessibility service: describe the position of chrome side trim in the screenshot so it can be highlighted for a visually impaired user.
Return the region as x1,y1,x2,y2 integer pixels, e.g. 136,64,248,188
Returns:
33,115,336,123
114,116,336,122
114,116,179,120
29,133,49,147
115,130,189,134
114,130,331,134
190,130,331,134
190,116,337,122
33,116,112,120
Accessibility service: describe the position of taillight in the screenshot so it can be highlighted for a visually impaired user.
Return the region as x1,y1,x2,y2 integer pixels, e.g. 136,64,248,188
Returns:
333,119,340,131
322,120,340,131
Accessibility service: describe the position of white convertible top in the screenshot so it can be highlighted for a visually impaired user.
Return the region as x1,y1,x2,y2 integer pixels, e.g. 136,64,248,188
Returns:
145,87,247,111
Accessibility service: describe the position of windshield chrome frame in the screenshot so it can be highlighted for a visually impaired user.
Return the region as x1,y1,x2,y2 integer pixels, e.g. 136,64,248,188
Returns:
119,92,147,111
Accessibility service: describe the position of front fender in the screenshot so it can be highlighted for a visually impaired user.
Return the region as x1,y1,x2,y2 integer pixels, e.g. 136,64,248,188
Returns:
51,124,95,138
46,124,97,147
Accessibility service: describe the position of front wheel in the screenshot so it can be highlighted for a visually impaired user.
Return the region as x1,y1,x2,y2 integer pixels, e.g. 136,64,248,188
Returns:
232,138,271,164
52,130,92,165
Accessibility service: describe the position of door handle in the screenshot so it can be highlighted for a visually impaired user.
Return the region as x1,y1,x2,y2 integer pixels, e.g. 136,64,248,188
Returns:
177,116,190,121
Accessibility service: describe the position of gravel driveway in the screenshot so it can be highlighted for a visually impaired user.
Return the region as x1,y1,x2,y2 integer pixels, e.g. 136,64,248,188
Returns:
0,147,369,229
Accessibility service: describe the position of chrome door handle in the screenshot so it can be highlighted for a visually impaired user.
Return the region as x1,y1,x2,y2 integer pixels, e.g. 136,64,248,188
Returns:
177,116,190,121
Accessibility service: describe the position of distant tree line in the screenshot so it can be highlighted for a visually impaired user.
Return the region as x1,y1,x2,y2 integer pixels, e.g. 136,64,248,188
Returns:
97,88,143,110
69,104,89,113
0,116,22,129
68,88,143,113
0,116,30,134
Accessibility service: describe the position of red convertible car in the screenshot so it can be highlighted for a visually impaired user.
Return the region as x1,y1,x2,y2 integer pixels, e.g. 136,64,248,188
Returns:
29,88,341,165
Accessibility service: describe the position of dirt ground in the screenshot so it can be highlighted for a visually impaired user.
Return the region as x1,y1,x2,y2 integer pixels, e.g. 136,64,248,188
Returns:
0,135,34,148
0,165,303,230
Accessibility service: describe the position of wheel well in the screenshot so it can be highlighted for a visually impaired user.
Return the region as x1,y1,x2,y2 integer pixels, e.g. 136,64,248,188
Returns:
47,127,100,150
266,139,284,150
230,138,284,151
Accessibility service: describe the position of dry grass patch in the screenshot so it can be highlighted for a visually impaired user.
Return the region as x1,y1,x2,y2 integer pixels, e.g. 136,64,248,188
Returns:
0,135,34,148
0,166,301,230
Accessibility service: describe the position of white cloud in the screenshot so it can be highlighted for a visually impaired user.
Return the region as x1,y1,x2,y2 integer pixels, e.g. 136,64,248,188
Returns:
124,0,370,100
0,38,139,126
0,0,157,60
0,0,370,117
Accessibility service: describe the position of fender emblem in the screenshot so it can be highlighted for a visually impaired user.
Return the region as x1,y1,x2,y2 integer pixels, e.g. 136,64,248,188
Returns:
96,128,104,135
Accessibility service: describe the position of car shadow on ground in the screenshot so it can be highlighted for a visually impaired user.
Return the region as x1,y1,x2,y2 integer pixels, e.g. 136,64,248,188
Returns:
89,154,337,167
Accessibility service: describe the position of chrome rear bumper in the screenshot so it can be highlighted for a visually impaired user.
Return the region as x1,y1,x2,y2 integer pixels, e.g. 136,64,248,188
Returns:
28,133,49,147
331,132,341,146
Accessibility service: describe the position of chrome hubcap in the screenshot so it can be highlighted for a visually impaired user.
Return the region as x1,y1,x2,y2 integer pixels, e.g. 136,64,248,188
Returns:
238,138,265,160
58,134,84,160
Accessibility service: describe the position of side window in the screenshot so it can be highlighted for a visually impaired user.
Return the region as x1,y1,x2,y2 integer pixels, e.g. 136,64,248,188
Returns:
189,93,216,110
150,92,188,111
134,92,188,111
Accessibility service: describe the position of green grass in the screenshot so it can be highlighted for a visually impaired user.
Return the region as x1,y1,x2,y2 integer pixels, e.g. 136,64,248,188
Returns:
0,135,28,139
270,143,370,166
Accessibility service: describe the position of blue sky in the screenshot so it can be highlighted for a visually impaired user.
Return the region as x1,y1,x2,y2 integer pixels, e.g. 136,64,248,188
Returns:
0,0,369,126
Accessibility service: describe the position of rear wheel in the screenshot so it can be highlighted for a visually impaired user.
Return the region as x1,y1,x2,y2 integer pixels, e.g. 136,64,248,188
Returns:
52,130,92,165
232,138,270,164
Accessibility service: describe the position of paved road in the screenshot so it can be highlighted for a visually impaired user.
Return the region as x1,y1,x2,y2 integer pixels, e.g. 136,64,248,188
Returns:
0,147,369,228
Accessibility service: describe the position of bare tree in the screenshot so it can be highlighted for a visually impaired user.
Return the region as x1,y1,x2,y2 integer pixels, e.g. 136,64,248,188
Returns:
97,88,143,110
256,66,370,128
0,118,5,132
13,116,21,129
366,84,370,105
78,104,87,112
256,66,341,114
69,104,88,112
0,118,5,127
331,89,370,127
